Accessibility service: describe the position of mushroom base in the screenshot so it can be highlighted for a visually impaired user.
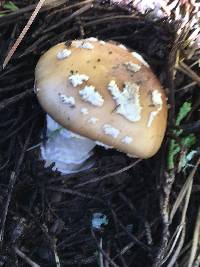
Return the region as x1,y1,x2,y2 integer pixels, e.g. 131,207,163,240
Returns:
41,115,96,174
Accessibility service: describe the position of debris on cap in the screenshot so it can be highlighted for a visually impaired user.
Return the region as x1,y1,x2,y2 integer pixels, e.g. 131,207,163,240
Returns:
69,73,89,87
79,85,104,107
57,49,71,60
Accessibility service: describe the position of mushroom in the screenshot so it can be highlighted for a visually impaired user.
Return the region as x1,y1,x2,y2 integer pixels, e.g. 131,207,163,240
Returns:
35,38,167,173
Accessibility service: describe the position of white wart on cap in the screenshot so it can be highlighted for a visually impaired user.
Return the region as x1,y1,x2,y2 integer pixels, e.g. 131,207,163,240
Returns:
35,38,167,158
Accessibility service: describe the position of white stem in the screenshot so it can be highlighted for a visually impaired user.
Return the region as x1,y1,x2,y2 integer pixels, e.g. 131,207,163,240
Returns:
40,115,95,174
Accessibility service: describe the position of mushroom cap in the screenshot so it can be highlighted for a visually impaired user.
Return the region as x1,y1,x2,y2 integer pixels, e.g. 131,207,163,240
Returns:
35,39,167,158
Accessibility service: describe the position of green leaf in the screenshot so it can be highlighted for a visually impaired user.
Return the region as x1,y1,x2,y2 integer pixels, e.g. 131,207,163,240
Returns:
3,1,18,11
181,134,196,148
175,102,192,126
167,139,181,170
167,102,196,170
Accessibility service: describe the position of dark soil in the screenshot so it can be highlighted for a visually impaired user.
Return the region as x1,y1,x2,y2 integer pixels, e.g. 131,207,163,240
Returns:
0,1,199,266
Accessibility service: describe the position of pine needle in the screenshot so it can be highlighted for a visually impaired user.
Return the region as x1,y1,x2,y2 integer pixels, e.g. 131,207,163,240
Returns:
170,157,200,222
187,207,200,267
2,0,47,69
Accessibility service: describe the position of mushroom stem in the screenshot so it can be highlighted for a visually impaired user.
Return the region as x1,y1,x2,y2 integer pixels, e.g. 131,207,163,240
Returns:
41,115,95,174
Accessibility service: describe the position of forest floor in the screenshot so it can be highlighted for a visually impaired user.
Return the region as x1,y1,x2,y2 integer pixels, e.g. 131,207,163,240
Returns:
0,1,199,266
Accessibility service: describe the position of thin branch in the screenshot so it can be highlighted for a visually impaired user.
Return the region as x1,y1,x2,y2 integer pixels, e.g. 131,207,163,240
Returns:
176,62,200,86
187,207,200,267
170,157,200,222
0,123,34,247
75,159,142,188
46,186,102,202
91,228,119,267
53,240,61,267
0,89,33,111
193,252,200,267
166,224,186,267
14,246,40,267
43,2,93,33
3,0,47,69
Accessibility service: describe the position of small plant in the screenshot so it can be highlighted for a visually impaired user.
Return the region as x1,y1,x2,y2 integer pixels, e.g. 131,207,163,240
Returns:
3,1,18,11
167,102,197,171
0,1,18,17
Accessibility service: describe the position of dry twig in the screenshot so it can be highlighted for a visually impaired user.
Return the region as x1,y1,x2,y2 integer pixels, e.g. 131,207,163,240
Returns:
14,246,40,267
3,0,46,69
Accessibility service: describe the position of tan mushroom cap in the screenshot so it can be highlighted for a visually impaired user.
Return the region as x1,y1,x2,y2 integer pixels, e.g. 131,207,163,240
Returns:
35,39,167,158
